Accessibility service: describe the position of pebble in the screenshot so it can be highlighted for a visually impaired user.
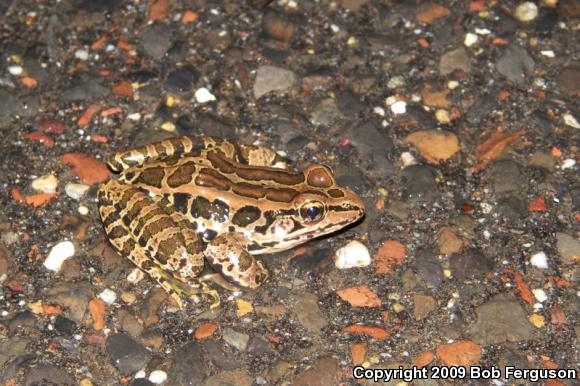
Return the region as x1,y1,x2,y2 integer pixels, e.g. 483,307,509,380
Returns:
555,233,579,264
31,174,58,193
0,88,18,123
561,159,576,169
450,248,493,280
127,268,145,283
106,333,152,375
496,45,535,83
435,109,450,123
74,49,89,61
195,87,216,103
253,65,297,99
164,66,199,93
387,75,405,89
541,50,555,58
439,47,470,75
488,160,523,194
98,288,117,305
514,2,539,22
562,113,579,128
222,328,249,351
402,165,439,204
44,241,75,272
390,100,407,115
65,182,90,200
166,343,210,384
469,295,533,345
138,23,174,59
464,32,478,47
530,251,549,269
78,206,89,216
8,65,23,76
400,152,417,166
334,240,371,269
148,370,168,384
292,292,328,334
532,289,547,302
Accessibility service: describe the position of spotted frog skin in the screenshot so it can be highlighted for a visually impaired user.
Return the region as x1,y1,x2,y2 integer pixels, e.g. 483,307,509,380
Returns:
97,136,365,307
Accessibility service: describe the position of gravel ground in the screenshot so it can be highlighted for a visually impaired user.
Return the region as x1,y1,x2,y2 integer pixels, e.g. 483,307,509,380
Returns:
0,1,579,385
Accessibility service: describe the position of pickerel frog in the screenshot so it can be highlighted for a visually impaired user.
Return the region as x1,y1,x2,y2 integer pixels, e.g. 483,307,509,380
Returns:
98,136,364,307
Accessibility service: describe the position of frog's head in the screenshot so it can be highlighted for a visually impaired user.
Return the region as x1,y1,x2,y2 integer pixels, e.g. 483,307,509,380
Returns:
250,165,365,254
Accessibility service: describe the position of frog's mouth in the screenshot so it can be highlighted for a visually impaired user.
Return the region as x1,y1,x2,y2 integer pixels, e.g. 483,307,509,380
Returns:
250,206,364,254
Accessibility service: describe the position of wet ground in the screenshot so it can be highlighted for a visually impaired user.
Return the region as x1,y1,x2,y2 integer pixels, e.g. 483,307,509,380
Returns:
0,0,579,385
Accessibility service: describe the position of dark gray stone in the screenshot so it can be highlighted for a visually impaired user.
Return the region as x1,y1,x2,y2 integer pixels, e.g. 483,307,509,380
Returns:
25,364,74,386
139,23,174,59
402,165,439,204
0,87,18,124
413,248,443,288
291,292,328,334
450,248,494,280
336,91,367,116
439,47,470,75
497,195,527,221
469,295,534,345
106,333,152,375
60,75,109,102
168,342,211,385
488,160,523,194
164,66,199,93
54,316,76,335
496,45,535,83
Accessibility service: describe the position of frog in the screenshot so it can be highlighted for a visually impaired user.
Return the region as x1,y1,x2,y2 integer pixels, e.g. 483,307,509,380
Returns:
97,135,365,308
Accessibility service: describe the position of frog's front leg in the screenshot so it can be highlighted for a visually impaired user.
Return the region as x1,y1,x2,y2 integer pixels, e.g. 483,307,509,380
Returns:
98,179,219,308
204,233,269,289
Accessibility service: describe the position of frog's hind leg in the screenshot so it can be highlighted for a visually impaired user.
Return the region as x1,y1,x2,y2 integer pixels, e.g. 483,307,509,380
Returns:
204,233,269,289
97,179,220,308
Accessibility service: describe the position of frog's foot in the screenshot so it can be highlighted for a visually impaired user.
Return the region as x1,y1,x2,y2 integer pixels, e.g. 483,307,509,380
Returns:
204,233,269,289
154,268,221,309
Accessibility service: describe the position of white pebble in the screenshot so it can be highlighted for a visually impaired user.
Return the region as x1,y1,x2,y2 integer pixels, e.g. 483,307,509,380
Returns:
149,370,168,384
563,113,579,129
530,251,548,269
78,206,89,216
515,2,538,22
387,76,405,89
8,65,23,76
373,106,385,116
74,49,89,61
128,112,142,121
464,32,478,47
127,268,145,283
532,289,548,302
134,370,146,379
31,174,58,193
65,182,90,200
98,288,117,305
561,159,576,169
195,87,216,103
44,241,75,272
334,240,371,269
447,80,459,90
390,100,407,115
400,151,417,167
480,202,493,214
475,28,491,35
541,50,555,58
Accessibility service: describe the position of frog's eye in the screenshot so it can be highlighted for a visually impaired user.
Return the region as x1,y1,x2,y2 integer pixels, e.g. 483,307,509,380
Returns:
299,201,325,223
